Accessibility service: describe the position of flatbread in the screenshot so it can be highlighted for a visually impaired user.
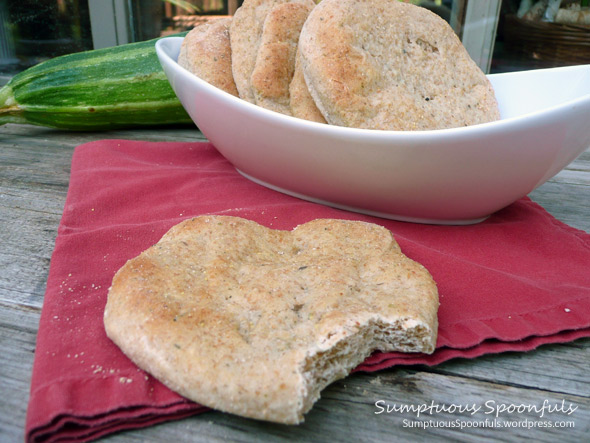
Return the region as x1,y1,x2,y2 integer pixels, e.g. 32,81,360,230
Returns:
104,215,439,424
230,0,316,103
298,0,500,130
178,18,238,96
289,49,327,123
250,2,314,115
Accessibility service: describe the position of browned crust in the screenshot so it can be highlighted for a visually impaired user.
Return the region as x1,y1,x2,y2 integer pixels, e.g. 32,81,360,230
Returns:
178,17,239,96
289,49,327,123
230,0,316,103
251,2,314,115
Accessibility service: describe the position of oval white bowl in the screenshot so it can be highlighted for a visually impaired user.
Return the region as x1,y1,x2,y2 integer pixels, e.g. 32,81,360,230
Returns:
156,37,590,224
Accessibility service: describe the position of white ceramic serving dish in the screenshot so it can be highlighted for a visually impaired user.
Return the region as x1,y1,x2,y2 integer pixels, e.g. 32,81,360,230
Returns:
156,37,590,224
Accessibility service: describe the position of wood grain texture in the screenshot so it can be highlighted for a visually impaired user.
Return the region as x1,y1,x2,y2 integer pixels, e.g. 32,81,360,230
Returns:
1,122,588,442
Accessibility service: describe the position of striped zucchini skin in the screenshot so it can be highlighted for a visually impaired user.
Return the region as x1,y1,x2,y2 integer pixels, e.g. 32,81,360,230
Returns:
0,33,193,131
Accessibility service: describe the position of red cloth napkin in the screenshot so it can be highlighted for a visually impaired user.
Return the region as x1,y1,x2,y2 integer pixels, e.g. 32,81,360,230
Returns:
26,140,590,442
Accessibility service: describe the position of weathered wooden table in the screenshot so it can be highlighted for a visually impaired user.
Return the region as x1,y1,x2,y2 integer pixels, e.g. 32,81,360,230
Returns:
1,122,589,442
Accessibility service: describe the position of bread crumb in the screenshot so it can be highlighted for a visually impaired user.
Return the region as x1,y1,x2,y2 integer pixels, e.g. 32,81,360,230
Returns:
370,377,382,386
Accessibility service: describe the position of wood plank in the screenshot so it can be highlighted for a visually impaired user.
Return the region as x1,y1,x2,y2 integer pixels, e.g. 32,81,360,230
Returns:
0,124,205,144
431,338,590,397
528,150,590,232
97,369,588,442
0,305,39,441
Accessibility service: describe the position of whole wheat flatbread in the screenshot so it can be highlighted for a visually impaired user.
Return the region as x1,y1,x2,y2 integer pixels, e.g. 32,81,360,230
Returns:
230,0,316,104
250,2,314,115
289,49,327,123
177,17,238,97
104,215,438,424
299,0,500,130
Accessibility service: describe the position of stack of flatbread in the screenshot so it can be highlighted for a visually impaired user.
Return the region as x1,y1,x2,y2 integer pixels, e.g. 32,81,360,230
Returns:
178,0,500,131
105,216,439,424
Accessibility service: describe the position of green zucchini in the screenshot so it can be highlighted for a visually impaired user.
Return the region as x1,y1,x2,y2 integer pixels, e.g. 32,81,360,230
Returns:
0,33,193,131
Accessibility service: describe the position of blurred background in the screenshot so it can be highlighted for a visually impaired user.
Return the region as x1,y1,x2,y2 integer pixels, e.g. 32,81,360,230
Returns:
1,0,589,85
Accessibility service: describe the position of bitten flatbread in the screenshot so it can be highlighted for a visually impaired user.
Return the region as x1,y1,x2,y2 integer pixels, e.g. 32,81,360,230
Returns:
104,215,439,424
298,0,500,130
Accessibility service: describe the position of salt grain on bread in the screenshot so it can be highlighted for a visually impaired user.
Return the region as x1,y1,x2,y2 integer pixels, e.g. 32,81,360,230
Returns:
177,17,238,97
298,0,500,130
104,215,439,424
